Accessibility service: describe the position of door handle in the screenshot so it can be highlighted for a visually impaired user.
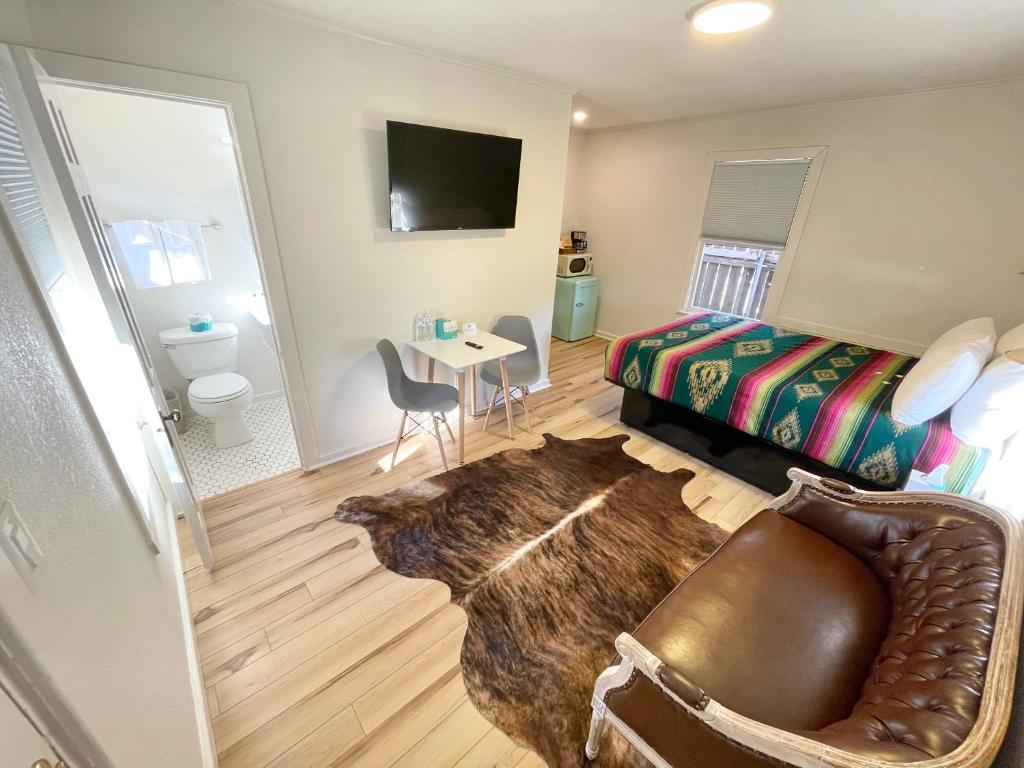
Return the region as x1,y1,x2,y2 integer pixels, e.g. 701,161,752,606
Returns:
32,760,68,768
161,409,182,424
575,302,584,307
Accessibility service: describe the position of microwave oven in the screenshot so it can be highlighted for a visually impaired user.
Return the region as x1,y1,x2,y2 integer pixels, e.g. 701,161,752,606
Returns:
557,253,593,277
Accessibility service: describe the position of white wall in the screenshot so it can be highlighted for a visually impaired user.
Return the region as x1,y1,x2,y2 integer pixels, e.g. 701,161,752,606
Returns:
560,128,586,234
0,0,573,465
0,228,207,766
570,79,1024,353
53,84,285,402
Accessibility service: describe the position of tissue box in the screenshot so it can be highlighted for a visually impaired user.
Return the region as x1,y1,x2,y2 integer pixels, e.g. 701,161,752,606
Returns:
188,313,213,332
435,318,458,340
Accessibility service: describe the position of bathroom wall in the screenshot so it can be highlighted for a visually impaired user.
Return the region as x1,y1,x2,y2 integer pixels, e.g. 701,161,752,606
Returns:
53,84,285,404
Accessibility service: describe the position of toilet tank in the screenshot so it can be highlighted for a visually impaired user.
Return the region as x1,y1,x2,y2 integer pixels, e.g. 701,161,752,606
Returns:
159,322,239,379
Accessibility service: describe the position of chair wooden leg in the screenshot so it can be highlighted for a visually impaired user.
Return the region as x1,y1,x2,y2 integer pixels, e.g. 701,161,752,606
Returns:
390,411,408,470
440,412,455,443
483,385,499,430
500,359,514,439
521,385,532,433
432,414,449,471
585,705,606,760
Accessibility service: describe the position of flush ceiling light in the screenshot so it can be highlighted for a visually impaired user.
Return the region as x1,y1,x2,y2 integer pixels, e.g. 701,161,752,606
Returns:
572,110,588,124
689,0,775,34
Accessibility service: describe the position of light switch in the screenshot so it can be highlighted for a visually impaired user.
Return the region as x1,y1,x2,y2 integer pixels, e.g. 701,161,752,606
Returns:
0,499,43,592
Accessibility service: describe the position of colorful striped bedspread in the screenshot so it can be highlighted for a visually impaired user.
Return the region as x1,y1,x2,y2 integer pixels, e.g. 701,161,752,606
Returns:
605,312,989,493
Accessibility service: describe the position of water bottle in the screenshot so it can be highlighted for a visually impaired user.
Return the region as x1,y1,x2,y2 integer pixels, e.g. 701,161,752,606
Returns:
423,309,436,341
413,311,428,342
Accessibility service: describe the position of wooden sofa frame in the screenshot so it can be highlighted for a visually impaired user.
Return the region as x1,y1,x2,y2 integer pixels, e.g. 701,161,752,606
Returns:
584,469,1024,768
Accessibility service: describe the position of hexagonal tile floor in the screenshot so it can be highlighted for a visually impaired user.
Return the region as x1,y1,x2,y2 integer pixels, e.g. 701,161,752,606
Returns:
179,395,300,499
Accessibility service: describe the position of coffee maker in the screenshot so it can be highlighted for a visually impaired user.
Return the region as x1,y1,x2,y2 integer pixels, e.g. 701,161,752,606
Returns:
571,230,588,252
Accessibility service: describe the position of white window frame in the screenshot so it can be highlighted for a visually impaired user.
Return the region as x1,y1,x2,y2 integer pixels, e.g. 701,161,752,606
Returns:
109,219,213,290
681,146,827,325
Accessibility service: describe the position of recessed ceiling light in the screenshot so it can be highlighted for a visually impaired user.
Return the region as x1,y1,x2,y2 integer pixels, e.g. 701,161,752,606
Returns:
572,110,588,124
689,0,775,35
220,135,234,145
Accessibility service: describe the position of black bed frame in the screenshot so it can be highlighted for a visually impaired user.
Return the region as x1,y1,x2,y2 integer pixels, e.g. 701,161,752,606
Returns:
619,387,887,496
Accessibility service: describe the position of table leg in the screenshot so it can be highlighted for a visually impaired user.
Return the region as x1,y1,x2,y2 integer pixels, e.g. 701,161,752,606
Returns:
499,358,514,439
427,358,435,383
456,369,466,463
470,364,478,415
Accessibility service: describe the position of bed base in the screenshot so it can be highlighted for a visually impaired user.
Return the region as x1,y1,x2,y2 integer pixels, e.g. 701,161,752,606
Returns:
618,387,888,495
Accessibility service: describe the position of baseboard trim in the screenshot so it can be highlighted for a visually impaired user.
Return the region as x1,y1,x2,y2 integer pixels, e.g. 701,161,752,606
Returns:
306,432,398,471
307,379,554,471
615,315,922,355
166,501,219,768
253,388,286,403
594,329,618,341
773,315,926,356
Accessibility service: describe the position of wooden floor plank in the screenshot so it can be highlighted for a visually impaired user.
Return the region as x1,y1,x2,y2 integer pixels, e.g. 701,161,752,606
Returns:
217,608,464,768
335,673,469,768
177,336,770,766
391,697,493,768
262,706,364,768
213,582,452,746
452,727,528,768
353,625,465,734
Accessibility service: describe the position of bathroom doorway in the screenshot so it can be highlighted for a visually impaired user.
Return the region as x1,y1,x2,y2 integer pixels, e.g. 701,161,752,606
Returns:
19,70,301,505
42,82,302,499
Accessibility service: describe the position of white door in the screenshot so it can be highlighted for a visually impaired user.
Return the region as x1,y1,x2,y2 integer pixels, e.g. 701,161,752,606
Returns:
0,45,214,568
37,77,214,565
1,689,63,768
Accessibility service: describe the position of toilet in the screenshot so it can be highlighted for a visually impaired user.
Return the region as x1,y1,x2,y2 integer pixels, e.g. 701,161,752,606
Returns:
158,322,254,448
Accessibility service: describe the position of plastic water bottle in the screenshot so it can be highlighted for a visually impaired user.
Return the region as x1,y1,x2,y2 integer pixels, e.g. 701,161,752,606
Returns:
413,311,427,341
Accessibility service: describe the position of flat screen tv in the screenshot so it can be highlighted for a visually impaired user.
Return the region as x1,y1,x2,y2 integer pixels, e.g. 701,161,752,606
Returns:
387,121,523,232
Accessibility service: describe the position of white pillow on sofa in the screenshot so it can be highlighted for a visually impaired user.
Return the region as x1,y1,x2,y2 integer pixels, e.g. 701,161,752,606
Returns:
996,322,1024,355
951,355,1024,448
891,317,996,426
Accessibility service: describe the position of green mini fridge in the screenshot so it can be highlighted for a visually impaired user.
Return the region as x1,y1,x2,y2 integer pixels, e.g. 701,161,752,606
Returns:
552,275,599,342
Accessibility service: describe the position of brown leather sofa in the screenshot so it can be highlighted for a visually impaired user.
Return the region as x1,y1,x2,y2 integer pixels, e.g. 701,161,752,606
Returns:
585,470,1024,768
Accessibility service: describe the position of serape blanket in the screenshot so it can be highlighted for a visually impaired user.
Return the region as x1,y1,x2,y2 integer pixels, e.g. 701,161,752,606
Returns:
605,312,989,493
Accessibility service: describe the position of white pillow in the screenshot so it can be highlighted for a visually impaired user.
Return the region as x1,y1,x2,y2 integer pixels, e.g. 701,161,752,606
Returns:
891,317,996,426
996,322,1024,356
951,355,1024,448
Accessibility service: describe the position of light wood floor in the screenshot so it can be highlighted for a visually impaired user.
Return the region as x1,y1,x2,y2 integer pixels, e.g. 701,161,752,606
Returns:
176,336,771,768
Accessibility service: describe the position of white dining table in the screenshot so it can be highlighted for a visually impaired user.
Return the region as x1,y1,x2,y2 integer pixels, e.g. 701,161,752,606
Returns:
408,330,527,464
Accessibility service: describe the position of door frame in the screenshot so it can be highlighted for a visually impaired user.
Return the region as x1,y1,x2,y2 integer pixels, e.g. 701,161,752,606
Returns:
17,45,319,471
0,610,112,768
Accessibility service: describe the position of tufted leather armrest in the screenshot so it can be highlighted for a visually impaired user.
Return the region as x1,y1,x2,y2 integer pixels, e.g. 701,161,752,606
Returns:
777,484,1006,761
586,470,1024,768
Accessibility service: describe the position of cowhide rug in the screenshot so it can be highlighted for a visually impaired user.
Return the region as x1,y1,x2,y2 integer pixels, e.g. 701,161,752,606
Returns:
335,433,726,767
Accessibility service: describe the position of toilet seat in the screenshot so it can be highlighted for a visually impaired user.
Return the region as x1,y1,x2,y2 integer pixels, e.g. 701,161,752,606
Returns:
188,372,252,404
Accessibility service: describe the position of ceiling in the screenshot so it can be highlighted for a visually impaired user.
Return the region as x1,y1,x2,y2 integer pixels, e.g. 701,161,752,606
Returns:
255,0,1024,129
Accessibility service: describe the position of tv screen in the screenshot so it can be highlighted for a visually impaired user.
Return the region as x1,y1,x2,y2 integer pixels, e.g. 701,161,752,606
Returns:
387,121,522,232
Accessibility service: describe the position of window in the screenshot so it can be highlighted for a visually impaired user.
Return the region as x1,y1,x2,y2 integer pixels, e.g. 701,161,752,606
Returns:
108,219,211,289
691,241,779,319
687,154,821,321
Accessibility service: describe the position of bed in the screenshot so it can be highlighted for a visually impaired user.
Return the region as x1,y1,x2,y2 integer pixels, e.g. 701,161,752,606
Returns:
605,311,990,494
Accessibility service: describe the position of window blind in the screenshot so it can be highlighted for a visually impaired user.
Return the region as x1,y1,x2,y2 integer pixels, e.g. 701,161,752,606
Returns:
700,159,811,247
0,82,65,289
